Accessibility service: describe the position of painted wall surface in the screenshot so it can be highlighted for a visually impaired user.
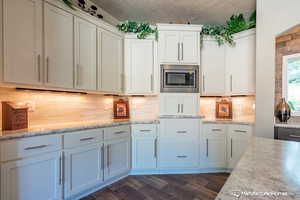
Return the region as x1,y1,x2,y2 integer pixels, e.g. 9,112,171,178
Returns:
256,0,300,138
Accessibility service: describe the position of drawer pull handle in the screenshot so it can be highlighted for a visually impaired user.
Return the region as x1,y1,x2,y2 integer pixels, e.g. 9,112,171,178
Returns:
176,131,187,134
114,131,126,135
234,130,247,133
176,155,187,158
140,130,151,132
289,135,300,138
80,137,95,141
24,145,48,151
212,129,222,132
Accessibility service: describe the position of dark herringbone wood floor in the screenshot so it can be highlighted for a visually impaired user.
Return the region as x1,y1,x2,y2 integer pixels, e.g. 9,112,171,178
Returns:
81,173,230,200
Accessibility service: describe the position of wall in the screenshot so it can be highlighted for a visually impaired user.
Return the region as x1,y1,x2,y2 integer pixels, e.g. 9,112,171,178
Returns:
275,26,300,123
0,87,158,130
256,0,300,138
200,96,255,121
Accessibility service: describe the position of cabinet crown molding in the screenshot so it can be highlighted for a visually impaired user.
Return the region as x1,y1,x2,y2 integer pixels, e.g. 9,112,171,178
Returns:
157,23,203,32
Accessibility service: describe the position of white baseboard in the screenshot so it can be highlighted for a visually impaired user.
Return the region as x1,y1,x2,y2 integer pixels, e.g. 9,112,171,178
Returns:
130,168,230,175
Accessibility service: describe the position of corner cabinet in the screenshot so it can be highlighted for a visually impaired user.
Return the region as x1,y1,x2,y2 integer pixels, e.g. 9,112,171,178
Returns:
226,29,256,96
157,24,202,65
124,35,158,95
98,29,123,93
2,0,43,85
201,38,226,96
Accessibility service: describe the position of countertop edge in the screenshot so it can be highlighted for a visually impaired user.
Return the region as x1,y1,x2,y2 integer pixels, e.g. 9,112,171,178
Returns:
0,120,159,141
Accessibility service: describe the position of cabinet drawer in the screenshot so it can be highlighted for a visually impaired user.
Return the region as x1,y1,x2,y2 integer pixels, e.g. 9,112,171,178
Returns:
228,124,252,137
132,124,157,137
203,123,226,137
64,129,103,149
160,119,199,139
0,135,62,162
276,127,300,142
104,125,130,141
159,139,199,168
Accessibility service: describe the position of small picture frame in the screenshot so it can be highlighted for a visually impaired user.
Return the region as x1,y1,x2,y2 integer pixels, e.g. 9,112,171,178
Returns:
216,99,232,119
113,99,130,119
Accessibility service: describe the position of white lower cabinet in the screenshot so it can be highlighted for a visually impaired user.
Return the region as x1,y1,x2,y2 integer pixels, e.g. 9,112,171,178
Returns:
132,124,158,170
158,119,200,169
227,124,252,169
200,124,227,169
1,152,62,200
104,138,131,180
64,144,103,199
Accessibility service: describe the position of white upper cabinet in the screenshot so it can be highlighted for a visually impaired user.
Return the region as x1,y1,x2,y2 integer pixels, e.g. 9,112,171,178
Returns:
124,36,157,95
181,32,199,64
160,93,199,116
226,29,256,96
44,3,74,89
157,24,202,65
159,31,181,63
3,0,43,85
74,17,97,91
201,38,226,96
98,30,123,93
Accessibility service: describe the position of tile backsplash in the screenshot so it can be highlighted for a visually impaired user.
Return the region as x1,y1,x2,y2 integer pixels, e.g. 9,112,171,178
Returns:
199,96,255,120
0,87,159,130
0,87,255,130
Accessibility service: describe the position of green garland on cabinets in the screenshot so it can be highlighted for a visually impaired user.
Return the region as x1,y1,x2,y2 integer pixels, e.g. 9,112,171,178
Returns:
116,21,158,39
201,10,256,46
62,0,76,10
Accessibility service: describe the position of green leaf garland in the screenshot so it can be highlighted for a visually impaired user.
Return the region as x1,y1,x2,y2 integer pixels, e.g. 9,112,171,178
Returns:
116,21,158,39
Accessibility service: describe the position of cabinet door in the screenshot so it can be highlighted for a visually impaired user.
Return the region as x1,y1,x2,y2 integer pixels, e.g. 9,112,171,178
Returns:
74,17,97,91
132,137,157,170
181,94,200,116
159,31,181,64
201,40,226,95
98,30,123,93
104,138,130,180
159,93,181,115
227,125,252,169
44,3,74,88
1,152,62,200
226,34,256,95
180,32,199,64
3,0,42,85
124,39,154,94
64,144,103,198
201,124,227,169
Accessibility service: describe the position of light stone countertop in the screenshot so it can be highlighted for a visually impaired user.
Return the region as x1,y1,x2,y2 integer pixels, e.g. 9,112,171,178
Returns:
0,116,254,141
216,137,300,200
202,117,255,125
0,119,159,141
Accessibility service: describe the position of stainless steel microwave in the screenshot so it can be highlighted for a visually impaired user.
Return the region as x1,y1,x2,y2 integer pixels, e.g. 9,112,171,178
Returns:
160,65,199,93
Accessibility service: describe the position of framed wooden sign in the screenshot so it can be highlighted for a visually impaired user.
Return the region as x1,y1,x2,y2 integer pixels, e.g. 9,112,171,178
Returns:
216,99,232,119
113,99,130,119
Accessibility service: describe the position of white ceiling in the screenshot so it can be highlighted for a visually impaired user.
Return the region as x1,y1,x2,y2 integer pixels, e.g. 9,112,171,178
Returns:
92,0,256,25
